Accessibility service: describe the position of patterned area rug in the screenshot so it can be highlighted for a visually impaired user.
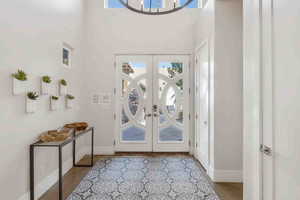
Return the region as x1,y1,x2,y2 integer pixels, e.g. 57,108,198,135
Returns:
67,156,220,200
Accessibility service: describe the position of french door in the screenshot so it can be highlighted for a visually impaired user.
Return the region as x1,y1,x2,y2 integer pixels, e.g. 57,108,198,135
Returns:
194,43,210,170
115,55,190,152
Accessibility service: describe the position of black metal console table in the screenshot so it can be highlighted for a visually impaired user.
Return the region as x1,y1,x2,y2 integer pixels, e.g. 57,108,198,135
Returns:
30,127,94,200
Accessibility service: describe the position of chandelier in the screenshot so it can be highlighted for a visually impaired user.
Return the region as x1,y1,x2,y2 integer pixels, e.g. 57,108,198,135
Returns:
118,0,194,15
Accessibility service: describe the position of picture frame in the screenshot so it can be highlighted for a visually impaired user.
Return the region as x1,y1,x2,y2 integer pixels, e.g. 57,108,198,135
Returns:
62,43,73,69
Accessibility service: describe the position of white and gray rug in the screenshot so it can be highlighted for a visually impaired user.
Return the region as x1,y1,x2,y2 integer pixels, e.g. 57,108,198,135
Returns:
67,156,220,200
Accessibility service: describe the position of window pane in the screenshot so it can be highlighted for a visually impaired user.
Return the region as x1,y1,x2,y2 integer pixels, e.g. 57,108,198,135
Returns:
160,125,183,142
107,0,125,8
122,126,145,141
180,0,198,8
144,0,163,8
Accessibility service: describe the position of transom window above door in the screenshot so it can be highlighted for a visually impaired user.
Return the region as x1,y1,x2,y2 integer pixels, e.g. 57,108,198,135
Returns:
105,0,201,9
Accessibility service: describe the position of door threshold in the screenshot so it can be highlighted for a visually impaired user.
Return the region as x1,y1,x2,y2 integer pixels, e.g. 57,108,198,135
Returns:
113,152,191,157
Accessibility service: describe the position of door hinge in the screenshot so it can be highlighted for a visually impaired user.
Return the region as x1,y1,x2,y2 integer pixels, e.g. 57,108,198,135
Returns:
260,144,272,156
189,113,191,120
113,113,116,120
113,140,116,146
195,58,198,64
114,62,116,68
196,142,198,148
114,88,116,95
189,88,191,95
189,140,191,146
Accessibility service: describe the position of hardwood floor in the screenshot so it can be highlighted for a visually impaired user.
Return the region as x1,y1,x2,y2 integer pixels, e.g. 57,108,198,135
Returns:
213,183,243,200
39,154,243,200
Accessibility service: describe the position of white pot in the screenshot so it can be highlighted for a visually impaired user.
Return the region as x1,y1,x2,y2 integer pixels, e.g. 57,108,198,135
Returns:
41,81,50,95
50,98,58,111
26,98,37,113
59,84,67,96
13,78,27,95
66,99,73,109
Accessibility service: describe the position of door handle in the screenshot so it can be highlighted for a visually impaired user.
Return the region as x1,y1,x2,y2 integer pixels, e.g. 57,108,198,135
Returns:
146,114,152,117
153,105,158,112
260,145,272,156
204,121,208,125
152,105,158,117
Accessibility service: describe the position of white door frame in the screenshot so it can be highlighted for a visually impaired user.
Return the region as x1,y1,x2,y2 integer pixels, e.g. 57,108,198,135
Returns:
114,54,191,152
243,0,274,199
194,40,210,170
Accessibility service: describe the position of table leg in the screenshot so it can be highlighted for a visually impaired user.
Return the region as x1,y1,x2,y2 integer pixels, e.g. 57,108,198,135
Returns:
72,139,76,167
91,128,94,166
73,129,94,167
58,146,63,200
30,145,34,200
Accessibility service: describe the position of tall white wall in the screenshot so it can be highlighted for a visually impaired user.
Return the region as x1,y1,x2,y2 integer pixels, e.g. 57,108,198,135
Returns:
195,0,243,182
0,0,85,199
214,0,243,178
82,0,199,152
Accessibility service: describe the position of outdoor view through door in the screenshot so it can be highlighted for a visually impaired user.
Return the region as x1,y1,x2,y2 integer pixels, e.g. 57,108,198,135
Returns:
115,55,190,152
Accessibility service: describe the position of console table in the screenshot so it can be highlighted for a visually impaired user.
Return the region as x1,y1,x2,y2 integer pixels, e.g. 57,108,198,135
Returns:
30,127,94,200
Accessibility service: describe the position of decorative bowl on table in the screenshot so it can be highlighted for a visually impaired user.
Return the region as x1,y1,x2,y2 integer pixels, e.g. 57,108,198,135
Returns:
64,122,88,131
39,129,72,142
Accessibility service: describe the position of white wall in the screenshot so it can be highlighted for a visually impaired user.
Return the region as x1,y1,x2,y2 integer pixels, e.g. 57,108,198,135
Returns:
81,0,199,152
213,0,243,180
0,0,85,199
195,0,243,182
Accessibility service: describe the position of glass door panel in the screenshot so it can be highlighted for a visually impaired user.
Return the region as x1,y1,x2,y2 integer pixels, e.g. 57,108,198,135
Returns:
153,55,190,152
115,56,153,152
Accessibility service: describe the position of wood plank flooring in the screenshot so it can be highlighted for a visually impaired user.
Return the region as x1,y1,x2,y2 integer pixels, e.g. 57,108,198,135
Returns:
39,154,243,200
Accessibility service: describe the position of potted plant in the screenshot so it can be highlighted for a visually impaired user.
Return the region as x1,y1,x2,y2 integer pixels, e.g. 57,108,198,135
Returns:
66,94,75,109
41,75,52,95
59,79,67,96
50,95,59,111
26,91,39,113
12,69,28,95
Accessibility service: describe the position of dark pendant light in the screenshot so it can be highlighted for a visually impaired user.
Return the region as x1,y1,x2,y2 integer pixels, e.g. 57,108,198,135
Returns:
118,0,194,15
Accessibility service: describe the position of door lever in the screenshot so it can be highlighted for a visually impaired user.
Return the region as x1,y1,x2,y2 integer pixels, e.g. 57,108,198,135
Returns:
152,105,158,117
146,114,152,117
260,144,272,156
153,105,158,112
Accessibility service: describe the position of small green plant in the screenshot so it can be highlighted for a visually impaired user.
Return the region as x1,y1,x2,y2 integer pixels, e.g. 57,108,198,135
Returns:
60,79,67,86
27,92,39,100
66,94,75,100
51,96,59,100
42,75,52,83
12,70,27,81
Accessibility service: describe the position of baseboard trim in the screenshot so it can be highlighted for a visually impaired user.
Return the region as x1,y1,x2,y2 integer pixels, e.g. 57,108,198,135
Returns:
208,166,243,183
189,146,194,156
18,146,89,200
94,146,115,155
